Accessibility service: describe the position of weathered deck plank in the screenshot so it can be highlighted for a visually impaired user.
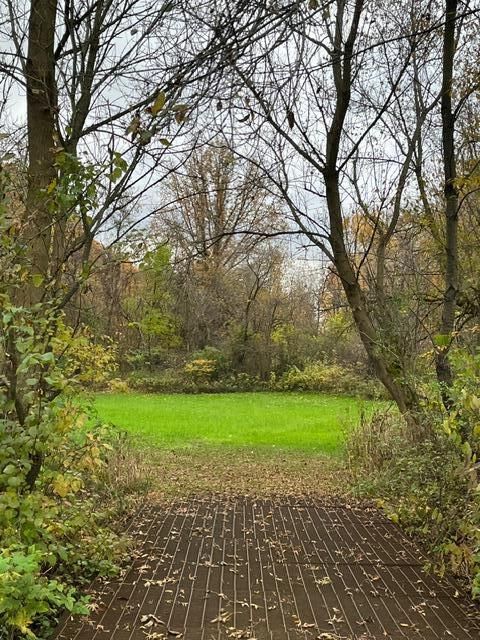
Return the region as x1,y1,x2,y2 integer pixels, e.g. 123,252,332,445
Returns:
54,497,480,639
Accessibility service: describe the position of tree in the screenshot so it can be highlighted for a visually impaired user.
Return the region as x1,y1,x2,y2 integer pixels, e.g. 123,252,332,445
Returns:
158,143,282,267
203,0,480,420
2,0,282,308
155,143,285,352
129,245,180,367
435,0,460,403
0,0,259,492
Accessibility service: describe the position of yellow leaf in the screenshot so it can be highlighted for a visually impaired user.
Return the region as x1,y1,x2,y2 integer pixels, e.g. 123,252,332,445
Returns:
12,609,33,635
32,273,44,288
52,475,70,498
173,103,188,123
470,395,480,410
151,91,166,116
46,178,57,194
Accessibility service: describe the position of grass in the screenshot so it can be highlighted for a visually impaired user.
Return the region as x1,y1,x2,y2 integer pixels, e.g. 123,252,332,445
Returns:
93,392,376,455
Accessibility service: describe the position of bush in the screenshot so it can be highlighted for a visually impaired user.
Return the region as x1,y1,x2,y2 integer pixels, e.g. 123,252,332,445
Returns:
346,409,480,597
0,394,135,638
55,324,118,389
108,377,130,393
275,361,382,398
127,368,266,394
128,368,196,393
185,347,229,380
125,360,381,397
0,548,88,638
0,295,146,638
184,358,218,380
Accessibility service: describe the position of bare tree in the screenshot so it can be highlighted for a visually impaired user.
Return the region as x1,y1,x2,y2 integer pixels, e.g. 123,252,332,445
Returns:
157,143,282,267
199,0,480,420
435,0,459,402
151,143,285,351
1,0,294,306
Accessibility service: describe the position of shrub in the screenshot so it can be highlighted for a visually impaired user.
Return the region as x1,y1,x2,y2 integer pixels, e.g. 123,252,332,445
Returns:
128,368,196,393
184,358,218,380
55,324,118,388
125,361,381,396
346,408,480,597
185,347,229,381
127,366,266,394
108,377,130,393
0,548,88,638
0,296,145,638
276,361,382,398
0,395,130,638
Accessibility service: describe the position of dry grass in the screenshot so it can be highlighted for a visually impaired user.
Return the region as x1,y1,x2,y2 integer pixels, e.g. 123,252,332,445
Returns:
99,432,154,510
345,408,408,476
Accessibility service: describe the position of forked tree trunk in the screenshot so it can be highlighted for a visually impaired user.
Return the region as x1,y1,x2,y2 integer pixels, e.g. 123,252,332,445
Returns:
324,171,417,416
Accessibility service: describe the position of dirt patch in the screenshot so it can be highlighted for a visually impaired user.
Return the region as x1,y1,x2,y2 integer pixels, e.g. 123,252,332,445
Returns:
145,448,346,502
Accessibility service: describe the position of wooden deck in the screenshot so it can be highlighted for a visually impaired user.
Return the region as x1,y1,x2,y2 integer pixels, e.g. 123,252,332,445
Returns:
55,497,480,639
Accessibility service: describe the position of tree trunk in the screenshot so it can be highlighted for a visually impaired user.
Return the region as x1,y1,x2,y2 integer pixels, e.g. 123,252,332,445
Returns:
24,0,58,300
320,0,417,419
324,170,416,416
17,0,59,490
435,0,459,408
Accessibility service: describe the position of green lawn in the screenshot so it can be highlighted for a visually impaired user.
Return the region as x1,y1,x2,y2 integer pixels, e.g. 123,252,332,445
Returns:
94,392,376,454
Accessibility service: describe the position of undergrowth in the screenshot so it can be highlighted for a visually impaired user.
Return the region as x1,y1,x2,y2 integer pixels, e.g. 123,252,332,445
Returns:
0,295,150,639
346,400,480,597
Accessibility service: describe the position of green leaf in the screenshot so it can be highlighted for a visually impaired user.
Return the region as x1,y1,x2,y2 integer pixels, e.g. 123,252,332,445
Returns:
108,167,123,183
138,130,153,145
7,476,23,488
434,334,451,348
38,352,55,364
3,464,16,475
32,274,44,288
81,263,91,280
113,153,128,171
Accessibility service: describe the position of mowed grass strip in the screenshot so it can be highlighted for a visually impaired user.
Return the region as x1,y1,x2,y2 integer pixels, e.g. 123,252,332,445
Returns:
94,392,375,454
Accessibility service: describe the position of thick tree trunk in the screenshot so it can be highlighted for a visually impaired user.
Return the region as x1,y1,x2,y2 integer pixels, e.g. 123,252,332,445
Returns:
24,0,58,299
18,0,59,490
435,0,459,407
